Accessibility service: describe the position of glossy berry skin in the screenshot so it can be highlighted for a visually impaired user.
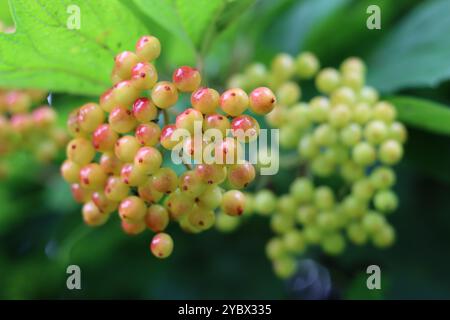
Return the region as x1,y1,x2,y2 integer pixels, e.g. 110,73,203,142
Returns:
364,120,388,145
121,220,146,235
196,185,222,209
71,183,93,203
145,204,169,232
32,106,56,128
151,167,178,194
160,124,180,150
231,115,260,142
109,106,137,134
67,109,84,137
92,124,118,152
151,81,178,109
150,232,173,259
374,189,398,213
132,98,157,123
203,114,231,137
179,170,206,198
113,51,139,80
172,66,202,92
61,160,80,184
104,175,130,201
135,123,161,146
79,163,107,190
134,146,162,174
115,135,140,163
188,206,215,231
227,162,256,189
276,82,301,106
315,68,340,94
118,196,147,223
66,138,96,166
135,35,161,62
138,178,164,203
82,201,109,227
166,190,194,220
92,191,118,214
295,52,320,79
120,163,147,186
99,88,120,113
175,108,203,134
271,53,295,80
379,140,403,165
195,163,227,185
111,80,139,107
220,88,249,116
214,137,243,165
99,153,122,175
191,87,219,114
352,142,376,166
221,190,246,216
77,103,104,133
131,62,158,90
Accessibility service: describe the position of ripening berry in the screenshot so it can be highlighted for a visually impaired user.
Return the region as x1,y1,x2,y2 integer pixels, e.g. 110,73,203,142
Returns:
379,139,403,165
321,233,346,256
67,109,84,137
99,89,120,113
196,185,222,209
152,167,178,194
364,120,388,145
372,101,396,123
104,175,130,201
362,212,386,234
79,163,107,190
66,138,96,165
254,189,277,215
113,51,139,80
231,115,260,143
270,214,295,234
92,191,118,214
220,88,248,116
374,189,398,213
82,201,109,227
138,177,163,203
330,86,356,106
309,96,330,123
135,122,161,146
372,224,395,248
195,163,227,185
61,160,80,184
276,81,301,106
370,166,396,189
313,123,337,146
160,124,181,150
111,80,139,107
329,104,351,128
287,103,311,130
121,220,146,235
119,196,147,223
290,177,314,204
71,183,93,203
249,87,276,115
178,213,202,234
181,136,205,163
32,106,56,128
272,256,297,279
388,122,407,143
314,186,335,210
175,108,203,134
340,123,362,146
151,81,178,109
120,163,147,186
191,87,219,114
221,190,246,216
346,222,368,245
315,68,340,94
134,146,162,174
136,35,161,62
179,170,207,198
188,206,215,231
227,162,256,189
166,190,194,220
203,113,231,137
115,135,140,163
145,204,169,232
271,53,295,80
172,66,202,92
5,91,31,113
352,142,376,166
295,52,320,79
92,124,118,152
99,153,122,175
131,62,158,90
150,232,173,259
132,98,157,123
214,137,243,165
109,106,137,134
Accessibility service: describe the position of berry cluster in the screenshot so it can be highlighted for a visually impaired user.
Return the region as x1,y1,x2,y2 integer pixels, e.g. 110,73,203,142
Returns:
0,88,66,177
228,53,406,278
61,35,276,259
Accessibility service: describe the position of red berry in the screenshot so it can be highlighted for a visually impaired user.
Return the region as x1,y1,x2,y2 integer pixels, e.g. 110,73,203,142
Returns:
231,115,260,142
109,106,137,134
191,87,219,114
220,88,249,116
135,35,161,62
145,204,169,232
113,51,139,80
92,124,118,152
249,87,276,115
121,220,146,235
203,113,231,137
172,66,202,92
135,122,161,146
132,97,157,123
131,62,158,90
79,163,107,190
160,124,180,150
175,108,203,134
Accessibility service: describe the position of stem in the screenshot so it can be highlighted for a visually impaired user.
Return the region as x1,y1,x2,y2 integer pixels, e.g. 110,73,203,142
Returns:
183,163,193,171
163,109,170,126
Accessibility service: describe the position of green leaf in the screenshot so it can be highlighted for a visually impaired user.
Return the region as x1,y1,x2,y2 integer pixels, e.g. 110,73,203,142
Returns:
0,0,147,95
387,96,450,136
0,1,13,25
368,0,450,92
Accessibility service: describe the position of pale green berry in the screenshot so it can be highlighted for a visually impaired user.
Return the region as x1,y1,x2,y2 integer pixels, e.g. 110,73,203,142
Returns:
283,230,306,254
352,178,375,201
370,166,396,189
315,68,340,94
266,237,287,260
277,195,297,216
329,104,352,128
340,57,366,76
296,205,317,225
290,177,314,204
317,211,339,231
303,226,322,244
340,123,362,146
245,63,268,87
287,103,311,130
379,139,403,165
372,223,395,248
311,155,335,177
321,233,346,255
388,122,407,143
342,195,367,218
273,256,297,279
324,144,349,164
227,74,248,90
254,189,277,215
280,125,301,149
364,120,388,145
374,189,398,213
352,142,376,166
295,52,320,79
276,81,301,106
313,123,337,146
309,96,330,123
340,160,364,182
358,86,379,104
298,135,319,159
330,86,356,106
352,102,372,124
347,222,368,245
271,213,295,234
362,211,386,234
314,186,335,210
341,70,364,91
373,101,396,123
271,53,295,81
215,211,240,233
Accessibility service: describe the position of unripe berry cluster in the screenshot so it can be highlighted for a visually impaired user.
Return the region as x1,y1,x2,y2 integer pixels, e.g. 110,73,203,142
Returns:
61,35,276,259
228,53,406,279
0,88,67,177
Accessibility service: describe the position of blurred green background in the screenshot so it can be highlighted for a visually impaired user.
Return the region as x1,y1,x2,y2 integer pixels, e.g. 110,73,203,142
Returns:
1,0,450,299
